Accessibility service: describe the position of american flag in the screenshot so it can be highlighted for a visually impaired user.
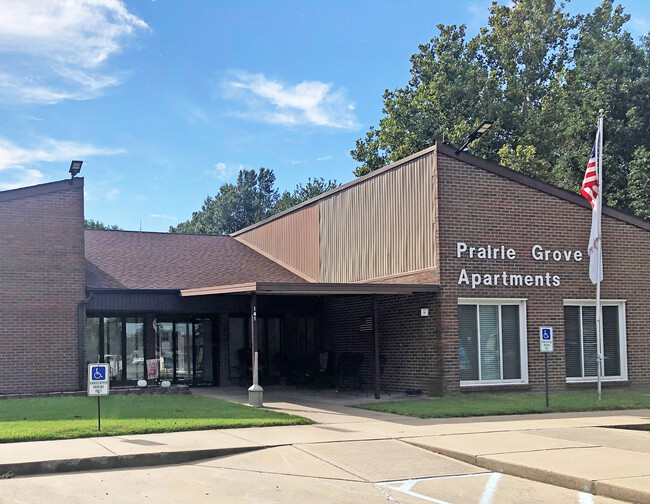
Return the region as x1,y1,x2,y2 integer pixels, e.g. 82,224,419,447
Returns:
583,128,603,285
581,134,599,209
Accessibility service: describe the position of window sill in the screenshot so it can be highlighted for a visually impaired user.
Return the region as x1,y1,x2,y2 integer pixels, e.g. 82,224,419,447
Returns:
566,377,628,384
460,382,531,393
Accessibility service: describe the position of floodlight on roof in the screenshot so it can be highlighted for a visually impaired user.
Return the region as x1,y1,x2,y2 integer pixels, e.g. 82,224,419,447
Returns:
69,160,83,179
456,121,493,154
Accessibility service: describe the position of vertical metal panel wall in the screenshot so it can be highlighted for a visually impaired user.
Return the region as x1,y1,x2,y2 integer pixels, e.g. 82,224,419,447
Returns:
319,155,435,282
236,204,320,281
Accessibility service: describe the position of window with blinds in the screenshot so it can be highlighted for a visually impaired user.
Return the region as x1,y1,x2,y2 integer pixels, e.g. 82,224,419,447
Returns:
459,301,526,385
564,302,626,381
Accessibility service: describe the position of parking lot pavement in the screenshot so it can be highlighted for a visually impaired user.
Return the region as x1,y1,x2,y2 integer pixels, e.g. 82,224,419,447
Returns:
376,473,625,504
0,440,631,504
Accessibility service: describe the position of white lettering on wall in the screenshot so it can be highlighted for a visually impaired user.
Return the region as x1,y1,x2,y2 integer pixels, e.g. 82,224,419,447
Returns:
456,242,516,260
531,244,583,262
458,269,561,289
455,241,581,289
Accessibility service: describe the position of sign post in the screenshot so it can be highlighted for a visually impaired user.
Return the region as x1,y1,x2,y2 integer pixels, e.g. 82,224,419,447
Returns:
88,363,110,431
540,327,554,408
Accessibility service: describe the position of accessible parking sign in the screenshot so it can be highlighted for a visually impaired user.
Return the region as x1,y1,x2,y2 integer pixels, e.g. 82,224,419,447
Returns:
88,363,110,396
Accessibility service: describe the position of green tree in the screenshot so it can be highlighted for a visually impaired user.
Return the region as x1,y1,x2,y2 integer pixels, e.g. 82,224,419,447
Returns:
551,1,650,213
84,219,122,230
272,177,339,214
170,168,278,235
351,0,650,218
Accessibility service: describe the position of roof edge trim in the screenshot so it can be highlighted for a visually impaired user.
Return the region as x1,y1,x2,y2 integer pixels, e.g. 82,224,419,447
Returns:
437,142,650,233
0,178,83,203
231,145,437,236
181,281,440,297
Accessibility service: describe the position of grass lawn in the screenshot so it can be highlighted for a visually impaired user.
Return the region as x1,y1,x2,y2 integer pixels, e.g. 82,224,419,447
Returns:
0,394,311,443
355,390,650,419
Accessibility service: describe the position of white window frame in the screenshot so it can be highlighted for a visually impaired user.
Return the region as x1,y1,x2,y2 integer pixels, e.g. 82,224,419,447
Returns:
563,299,628,383
458,298,529,387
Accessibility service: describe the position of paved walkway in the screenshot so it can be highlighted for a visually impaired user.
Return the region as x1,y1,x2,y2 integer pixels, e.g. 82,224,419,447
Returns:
1,387,649,503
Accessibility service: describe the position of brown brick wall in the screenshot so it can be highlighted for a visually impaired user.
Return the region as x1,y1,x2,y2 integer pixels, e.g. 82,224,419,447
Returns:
0,181,85,394
321,293,440,394
436,153,650,393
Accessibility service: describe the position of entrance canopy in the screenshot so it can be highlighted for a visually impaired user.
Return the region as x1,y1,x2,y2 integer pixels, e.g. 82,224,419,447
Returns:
180,281,439,297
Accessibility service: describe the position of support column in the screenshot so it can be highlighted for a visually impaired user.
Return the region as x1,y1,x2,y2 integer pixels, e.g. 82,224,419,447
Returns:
250,292,257,366
373,295,380,400
248,292,264,407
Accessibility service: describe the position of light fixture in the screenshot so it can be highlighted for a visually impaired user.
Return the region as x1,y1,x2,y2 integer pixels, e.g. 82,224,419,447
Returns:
456,121,493,154
69,160,83,179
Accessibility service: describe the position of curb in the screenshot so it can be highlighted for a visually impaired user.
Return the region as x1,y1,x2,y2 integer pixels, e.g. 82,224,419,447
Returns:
401,440,650,504
1,446,264,478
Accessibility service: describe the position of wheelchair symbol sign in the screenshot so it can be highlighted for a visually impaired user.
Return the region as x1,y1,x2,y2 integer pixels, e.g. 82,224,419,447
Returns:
88,363,110,396
540,327,554,352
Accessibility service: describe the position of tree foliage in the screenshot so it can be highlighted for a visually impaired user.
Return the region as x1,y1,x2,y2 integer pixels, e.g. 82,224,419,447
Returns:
272,177,339,215
84,219,122,230
351,0,650,218
170,169,338,235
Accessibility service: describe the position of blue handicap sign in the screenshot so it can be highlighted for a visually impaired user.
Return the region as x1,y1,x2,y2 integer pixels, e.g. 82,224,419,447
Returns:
91,366,106,381
542,328,551,340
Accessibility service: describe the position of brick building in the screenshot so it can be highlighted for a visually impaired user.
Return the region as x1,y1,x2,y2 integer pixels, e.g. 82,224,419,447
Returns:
1,143,648,396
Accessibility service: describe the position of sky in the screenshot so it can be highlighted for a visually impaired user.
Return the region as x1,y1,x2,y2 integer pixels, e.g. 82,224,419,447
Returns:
0,0,648,232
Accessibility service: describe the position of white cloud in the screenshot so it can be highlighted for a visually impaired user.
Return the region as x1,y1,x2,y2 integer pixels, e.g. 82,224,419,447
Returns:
203,162,242,181
151,213,178,221
105,188,120,200
0,136,123,190
0,0,148,104
221,70,359,129
0,168,44,191
316,156,332,162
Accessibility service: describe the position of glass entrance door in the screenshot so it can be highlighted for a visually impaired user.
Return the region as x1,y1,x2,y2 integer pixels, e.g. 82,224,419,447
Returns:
175,322,192,383
193,319,212,384
155,319,213,384
157,322,174,381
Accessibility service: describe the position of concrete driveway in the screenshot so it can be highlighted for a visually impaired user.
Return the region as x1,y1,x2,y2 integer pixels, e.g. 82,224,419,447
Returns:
1,386,649,503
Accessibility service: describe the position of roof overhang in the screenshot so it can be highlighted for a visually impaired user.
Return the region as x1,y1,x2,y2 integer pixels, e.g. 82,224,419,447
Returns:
180,281,439,297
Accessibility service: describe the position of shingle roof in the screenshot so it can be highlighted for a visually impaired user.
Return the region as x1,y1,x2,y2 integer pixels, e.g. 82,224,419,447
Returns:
85,230,306,290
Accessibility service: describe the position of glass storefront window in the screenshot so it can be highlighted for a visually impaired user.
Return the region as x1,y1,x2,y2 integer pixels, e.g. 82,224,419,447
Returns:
194,319,212,384
84,317,101,367
104,317,123,383
126,318,145,381
175,322,193,382
157,322,174,381
229,318,247,379
85,315,146,383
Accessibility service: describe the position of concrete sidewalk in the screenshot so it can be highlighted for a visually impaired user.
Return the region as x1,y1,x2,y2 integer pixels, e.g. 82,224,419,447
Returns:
1,387,649,503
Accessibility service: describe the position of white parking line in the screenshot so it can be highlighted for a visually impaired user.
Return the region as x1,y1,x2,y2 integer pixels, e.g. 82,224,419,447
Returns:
479,473,502,504
377,472,503,504
579,492,595,504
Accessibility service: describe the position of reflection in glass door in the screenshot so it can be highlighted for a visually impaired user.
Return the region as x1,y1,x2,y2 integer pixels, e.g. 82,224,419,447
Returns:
126,318,145,381
155,319,213,384
267,318,281,377
194,319,212,384
229,318,247,380
157,322,174,381
175,322,192,382
103,318,123,383
84,315,145,384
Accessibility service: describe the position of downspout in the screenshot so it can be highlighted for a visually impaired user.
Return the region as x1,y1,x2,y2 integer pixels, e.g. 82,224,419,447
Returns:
78,292,94,390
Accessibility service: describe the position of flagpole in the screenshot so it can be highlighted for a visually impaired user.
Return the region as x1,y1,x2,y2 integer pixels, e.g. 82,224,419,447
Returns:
596,110,604,400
